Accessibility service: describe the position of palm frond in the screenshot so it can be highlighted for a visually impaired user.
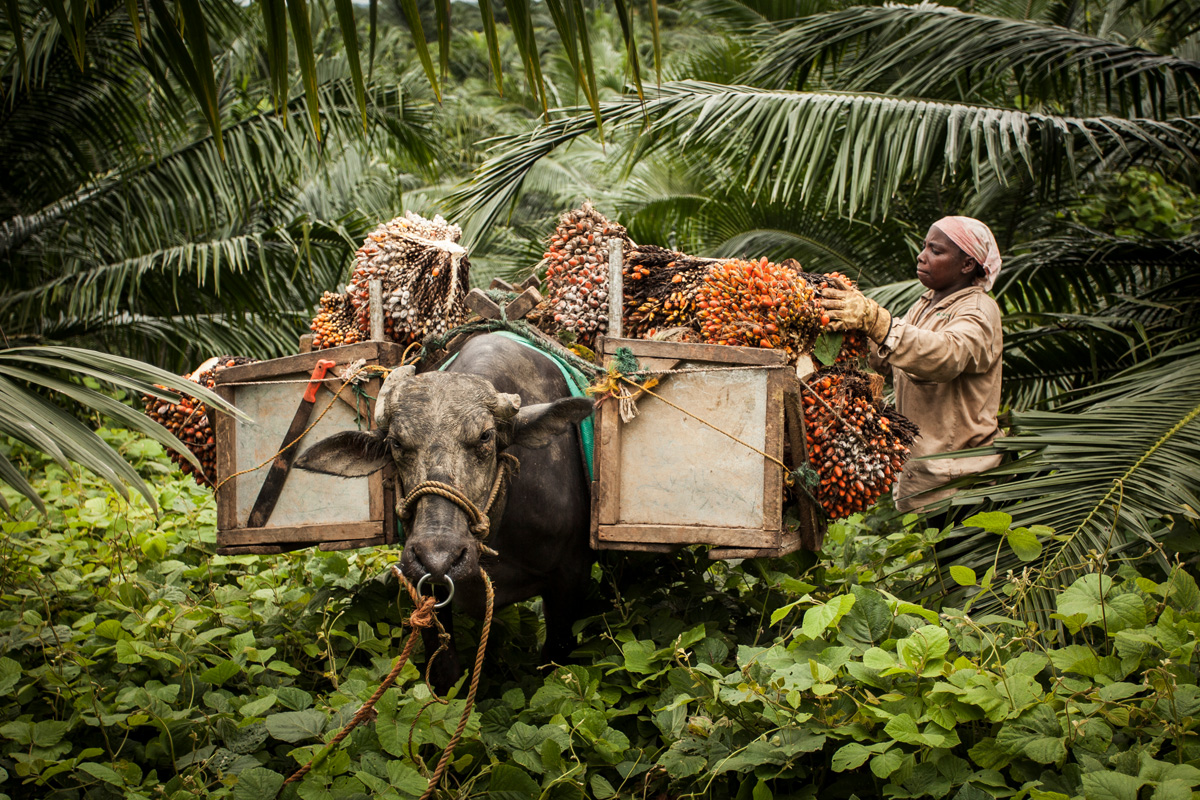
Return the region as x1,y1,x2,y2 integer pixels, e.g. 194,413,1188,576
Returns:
0,345,241,512
452,81,1200,230
936,341,1200,626
748,4,1200,116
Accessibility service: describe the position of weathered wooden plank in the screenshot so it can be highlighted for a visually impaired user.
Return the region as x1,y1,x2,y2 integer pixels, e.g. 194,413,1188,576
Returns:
505,286,543,320
214,385,238,532
761,370,785,534
601,336,788,366
466,288,503,320
219,521,382,547
708,529,802,560
595,395,623,527
489,278,515,292
520,274,542,290
217,544,286,555
783,389,826,552
321,378,369,415
216,342,408,384
597,524,776,548
299,334,315,354
319,536,389,551
592,539,681,553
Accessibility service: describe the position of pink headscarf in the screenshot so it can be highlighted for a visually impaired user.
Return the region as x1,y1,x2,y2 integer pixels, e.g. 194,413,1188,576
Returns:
932,216,1002,292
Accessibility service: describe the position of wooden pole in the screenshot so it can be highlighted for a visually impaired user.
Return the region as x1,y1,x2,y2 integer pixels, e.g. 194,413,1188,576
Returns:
608,241,623,339
369,279,384,341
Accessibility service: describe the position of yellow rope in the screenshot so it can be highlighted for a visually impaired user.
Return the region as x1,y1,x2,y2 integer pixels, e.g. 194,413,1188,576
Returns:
213,364,392,495
613,374,793,482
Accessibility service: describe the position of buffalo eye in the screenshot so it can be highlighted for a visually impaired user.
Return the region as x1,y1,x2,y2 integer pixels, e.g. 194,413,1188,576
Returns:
478,429,495,445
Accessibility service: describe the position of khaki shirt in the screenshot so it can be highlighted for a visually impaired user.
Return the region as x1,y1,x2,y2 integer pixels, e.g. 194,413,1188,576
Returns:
871,285,1003,512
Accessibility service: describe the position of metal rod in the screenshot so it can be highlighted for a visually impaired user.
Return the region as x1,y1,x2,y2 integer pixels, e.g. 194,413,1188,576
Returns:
608,240,623,339
369,279,384,341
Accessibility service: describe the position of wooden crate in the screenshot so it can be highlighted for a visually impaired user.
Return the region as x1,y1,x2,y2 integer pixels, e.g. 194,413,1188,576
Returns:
591,337,825,559
213,342,407,555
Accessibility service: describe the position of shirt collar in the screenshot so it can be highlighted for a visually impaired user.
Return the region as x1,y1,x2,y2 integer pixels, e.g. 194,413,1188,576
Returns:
919,285,984,312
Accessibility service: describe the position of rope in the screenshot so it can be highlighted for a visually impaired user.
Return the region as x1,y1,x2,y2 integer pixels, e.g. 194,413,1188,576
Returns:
419,570,494,800
395,453,519,542
279,571,437,794
278,565,495,800
611,374,796,485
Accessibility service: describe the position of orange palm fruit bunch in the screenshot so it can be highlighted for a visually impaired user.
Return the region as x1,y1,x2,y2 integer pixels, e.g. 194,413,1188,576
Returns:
142,356,257,487
798,366,918,519
537,203,629,349
310,291,364,350
694,257,821,356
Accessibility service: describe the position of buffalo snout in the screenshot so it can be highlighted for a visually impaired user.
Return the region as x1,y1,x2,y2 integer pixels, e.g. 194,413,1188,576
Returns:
403,535,476,582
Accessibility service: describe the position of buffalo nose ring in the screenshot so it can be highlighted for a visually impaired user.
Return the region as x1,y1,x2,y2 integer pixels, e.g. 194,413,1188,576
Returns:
415,574,455,608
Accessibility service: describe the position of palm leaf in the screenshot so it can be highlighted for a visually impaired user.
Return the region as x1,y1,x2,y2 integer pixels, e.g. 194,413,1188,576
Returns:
0,345,242,513
933,341,1200,625
749,4,1200,116
452,82,1200,230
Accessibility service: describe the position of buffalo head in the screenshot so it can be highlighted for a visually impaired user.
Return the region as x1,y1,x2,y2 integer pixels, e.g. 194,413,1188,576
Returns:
295,365,593,585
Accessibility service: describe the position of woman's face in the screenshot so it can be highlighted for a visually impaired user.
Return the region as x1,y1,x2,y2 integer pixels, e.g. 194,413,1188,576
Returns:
916,226,974,293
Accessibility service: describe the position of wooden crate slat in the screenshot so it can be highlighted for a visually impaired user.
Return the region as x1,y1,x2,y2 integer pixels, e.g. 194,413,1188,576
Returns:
597,524,777,548
220,521,383,547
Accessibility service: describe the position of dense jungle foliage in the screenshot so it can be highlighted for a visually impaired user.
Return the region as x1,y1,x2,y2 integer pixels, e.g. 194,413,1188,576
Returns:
3,0,1200,796
2,432,1199,800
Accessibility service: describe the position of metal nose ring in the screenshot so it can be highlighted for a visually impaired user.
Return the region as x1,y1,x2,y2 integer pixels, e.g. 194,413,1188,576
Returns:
415,574,455,608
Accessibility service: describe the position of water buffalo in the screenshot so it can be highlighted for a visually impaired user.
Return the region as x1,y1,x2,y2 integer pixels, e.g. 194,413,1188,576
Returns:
295,333,595,690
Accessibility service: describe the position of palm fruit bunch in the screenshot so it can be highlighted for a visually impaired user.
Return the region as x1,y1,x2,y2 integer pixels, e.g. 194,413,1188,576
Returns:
621,245,721,339
693,257,822,357
799,366,918,519
346,211,471,346
310,291,363,350
537,203,629,348
143,356,257,487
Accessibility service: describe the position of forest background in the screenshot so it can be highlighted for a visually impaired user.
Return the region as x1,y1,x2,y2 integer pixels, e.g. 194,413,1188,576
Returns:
1,0,1200,796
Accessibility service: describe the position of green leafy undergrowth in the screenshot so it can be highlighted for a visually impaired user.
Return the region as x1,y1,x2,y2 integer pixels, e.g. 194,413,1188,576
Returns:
0,431,1198,800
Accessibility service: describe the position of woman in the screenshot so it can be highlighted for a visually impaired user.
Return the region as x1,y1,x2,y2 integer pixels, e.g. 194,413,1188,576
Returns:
820,216,1004,515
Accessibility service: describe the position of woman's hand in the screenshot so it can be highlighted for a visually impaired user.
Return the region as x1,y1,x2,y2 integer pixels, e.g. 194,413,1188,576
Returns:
820,276,893,343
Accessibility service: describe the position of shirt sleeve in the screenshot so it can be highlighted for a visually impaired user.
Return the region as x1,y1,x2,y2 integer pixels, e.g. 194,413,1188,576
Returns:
874,303,1000,383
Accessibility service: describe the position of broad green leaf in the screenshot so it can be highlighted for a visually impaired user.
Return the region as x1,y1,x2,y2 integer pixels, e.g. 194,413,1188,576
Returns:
963,511,1012,534
265,710,326,743
1006,527,1043,561
832,742,873,772
590,774,616,799
77,762,124,786
813,332,844,366
200,660,242,687
488,764,540,797
387,761,428,794
1079,770,1144,800
240,694,278,718
801,594,855,639
233,768,284,800
950,565,977,586
0,658,21,695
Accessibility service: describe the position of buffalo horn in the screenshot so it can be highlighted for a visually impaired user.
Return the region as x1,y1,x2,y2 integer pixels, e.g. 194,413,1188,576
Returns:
374,364,416,428
494,392,522,420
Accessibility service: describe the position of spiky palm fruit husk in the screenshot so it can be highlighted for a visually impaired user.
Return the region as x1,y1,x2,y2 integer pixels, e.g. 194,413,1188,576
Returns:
537,203,629,349
142,356,257,487
347,211,471,346
310,291,363,350
621,245,718,339
799,365,919,519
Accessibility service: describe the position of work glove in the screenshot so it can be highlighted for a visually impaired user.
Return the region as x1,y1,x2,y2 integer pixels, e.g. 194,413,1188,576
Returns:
819,277,893,344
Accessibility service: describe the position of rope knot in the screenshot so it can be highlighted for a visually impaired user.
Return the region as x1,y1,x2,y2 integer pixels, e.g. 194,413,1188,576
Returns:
408,598,437,629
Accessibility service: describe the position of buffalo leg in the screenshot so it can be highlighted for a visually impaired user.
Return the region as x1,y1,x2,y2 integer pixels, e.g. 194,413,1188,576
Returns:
539,579,582,669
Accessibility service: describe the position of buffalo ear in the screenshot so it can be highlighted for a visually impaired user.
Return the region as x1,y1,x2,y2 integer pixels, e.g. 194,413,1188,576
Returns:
507,397,594,450
295,430,390,477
